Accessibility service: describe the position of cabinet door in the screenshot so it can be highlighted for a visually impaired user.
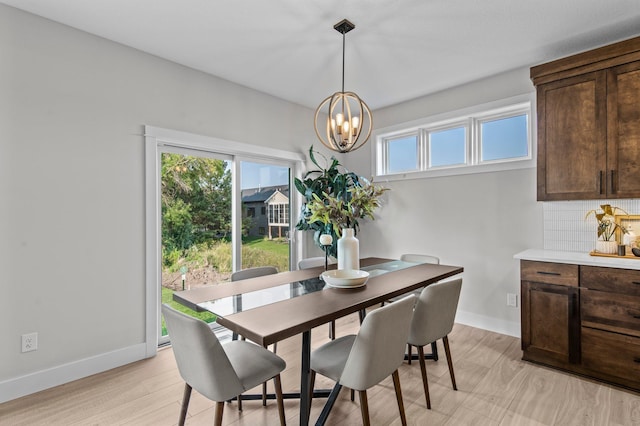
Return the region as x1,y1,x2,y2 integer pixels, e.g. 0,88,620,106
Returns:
607,61,640,198
521,281,580,365
537,72,607,200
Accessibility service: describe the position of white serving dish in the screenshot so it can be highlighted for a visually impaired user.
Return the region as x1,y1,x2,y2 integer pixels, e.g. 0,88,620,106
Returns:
321,269,369,288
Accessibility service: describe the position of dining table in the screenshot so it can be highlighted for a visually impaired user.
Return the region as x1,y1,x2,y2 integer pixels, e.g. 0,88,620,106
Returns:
173,257,463,426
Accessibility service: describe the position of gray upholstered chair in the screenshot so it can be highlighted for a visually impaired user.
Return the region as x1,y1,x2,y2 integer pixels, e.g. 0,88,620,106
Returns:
309,295,416,426
400,253,440,264
388,254,441,361
231,265,278,343
230,265,278,408
297,256,330,269
407,278,462,409
231,265,278,281
386,254,440,304
161,304,286,426
298,257,337,339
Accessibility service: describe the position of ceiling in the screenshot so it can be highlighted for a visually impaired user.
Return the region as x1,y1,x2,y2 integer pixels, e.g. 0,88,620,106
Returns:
3,0,640,110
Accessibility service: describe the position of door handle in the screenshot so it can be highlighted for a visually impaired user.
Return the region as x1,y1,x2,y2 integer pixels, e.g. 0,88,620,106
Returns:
610,170,616,194
599,170,604,195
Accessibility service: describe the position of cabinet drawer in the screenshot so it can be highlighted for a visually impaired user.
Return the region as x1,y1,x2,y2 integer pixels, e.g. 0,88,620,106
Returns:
582,327,640,383
521,260,579,287
581,266,640,296
581,288,640,337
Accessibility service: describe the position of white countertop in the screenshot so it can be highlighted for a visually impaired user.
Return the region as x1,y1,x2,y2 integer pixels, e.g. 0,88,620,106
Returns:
514,248,640,270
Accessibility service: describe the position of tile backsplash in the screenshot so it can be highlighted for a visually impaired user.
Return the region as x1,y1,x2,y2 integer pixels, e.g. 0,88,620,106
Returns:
543,199,640,252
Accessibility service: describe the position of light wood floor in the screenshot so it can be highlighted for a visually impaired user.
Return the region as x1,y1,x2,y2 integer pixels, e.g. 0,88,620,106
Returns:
2,315,640,425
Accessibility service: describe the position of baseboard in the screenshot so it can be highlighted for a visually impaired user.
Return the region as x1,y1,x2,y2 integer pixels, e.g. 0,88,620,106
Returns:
455,309,521,338
0,343,151,404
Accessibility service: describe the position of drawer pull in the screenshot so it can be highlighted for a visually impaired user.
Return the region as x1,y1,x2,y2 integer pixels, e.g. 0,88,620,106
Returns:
537,271,561,276
635,358,640,364
634,315,640,319
633,281,640,285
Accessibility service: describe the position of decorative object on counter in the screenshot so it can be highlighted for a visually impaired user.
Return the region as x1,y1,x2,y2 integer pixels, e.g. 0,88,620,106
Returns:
585,204,628,254
618,244,626,256
633,247,640,257
295,146,388,258
614,214,640,245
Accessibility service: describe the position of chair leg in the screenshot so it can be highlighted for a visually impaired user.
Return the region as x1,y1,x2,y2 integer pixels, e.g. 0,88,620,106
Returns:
443,335,457,390
262,382,267,406
350,388,355,401
329,320,336,340
309,370,316,406
407,344,412,365
358,390,371,426
417,345,431,409
392,370,407,426
273,374,286,426
179,383,192,426
237,393,242,411
214,401,224,426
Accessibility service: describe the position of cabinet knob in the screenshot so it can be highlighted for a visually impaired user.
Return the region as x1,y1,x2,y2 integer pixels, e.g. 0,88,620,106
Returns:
634,357,640,364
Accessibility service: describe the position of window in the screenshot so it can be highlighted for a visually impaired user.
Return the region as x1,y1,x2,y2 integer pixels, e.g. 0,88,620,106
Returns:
479,114,528,162
387,134,419,173
247,207,255,217
374,94,534,179
268,204,289,225
428,126,466,168
261,206,266,215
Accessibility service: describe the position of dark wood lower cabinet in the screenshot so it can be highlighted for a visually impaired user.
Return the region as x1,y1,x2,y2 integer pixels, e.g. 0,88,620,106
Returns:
520,260,640,392
581,327,640,390
521,281,580,367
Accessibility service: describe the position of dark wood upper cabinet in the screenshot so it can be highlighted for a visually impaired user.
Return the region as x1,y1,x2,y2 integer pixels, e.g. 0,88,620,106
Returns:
531,36,640,201
607,61,640,198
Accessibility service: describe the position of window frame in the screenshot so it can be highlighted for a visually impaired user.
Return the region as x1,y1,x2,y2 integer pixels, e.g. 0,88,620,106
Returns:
373,93,536,181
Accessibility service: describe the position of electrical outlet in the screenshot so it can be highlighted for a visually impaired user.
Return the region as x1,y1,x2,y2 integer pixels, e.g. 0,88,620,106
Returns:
507,293,518,307
22,332,38,353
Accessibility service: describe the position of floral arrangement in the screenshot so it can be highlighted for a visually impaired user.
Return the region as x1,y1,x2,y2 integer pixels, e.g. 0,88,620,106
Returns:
294,146,388,257
306,180,387,237
584,204,628,241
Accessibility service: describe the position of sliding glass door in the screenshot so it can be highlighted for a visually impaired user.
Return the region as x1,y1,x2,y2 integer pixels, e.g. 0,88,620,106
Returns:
239,160,291,272
146,126,304,349
159,149,232,338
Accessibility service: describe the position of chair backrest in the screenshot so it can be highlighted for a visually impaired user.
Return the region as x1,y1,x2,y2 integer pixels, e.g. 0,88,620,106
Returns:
298,257,326,270
162,304,244,402
231,266,278,281
340,294,416,390
409,278,463,347
400,253,440,264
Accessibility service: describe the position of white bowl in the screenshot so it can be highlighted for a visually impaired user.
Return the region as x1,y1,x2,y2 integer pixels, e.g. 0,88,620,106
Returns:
321,269,369,288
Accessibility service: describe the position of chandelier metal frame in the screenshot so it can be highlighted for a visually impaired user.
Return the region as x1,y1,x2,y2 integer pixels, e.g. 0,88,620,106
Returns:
314,19,373,154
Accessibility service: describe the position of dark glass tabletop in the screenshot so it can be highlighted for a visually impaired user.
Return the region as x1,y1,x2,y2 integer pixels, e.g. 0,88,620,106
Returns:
198,260,421,317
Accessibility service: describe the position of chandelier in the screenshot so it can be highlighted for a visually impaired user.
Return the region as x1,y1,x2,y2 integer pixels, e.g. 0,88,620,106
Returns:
314,19,373,154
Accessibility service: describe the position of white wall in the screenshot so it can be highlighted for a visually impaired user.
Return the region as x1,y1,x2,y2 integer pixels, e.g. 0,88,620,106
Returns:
0,3,550,402
345,67,544,337
0,4,315,401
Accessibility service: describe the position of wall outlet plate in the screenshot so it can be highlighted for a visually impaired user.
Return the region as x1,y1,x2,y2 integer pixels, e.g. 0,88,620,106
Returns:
22,332,38,352
507,293,518,307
